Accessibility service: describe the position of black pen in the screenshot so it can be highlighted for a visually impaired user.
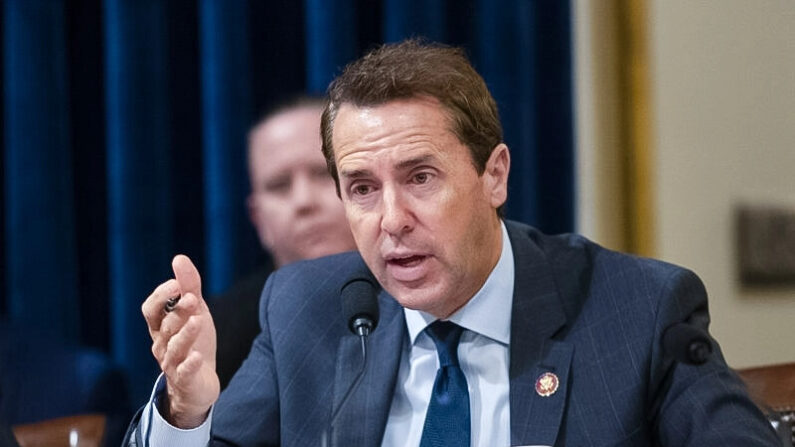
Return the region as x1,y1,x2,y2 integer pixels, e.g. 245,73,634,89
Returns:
164,296,180,313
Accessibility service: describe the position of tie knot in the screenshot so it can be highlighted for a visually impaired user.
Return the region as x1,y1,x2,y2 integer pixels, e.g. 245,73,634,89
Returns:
426,320,464,367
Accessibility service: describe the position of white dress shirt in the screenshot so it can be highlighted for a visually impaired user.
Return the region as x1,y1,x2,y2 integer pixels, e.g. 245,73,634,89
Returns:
139,373,213,445
381,222,514,447
140,222,514,446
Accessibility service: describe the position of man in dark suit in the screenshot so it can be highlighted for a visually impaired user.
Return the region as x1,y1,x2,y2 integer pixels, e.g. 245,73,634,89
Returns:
128,40,779,446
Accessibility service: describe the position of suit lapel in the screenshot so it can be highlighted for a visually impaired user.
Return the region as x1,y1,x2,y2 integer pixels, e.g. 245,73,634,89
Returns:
331,290,405,447
506,222,572,446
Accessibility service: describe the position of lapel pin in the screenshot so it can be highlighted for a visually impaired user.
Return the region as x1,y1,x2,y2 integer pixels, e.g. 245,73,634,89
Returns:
535,371,559,397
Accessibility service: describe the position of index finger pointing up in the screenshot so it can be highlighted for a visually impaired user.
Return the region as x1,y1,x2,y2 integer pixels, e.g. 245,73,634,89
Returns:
172,254,202,298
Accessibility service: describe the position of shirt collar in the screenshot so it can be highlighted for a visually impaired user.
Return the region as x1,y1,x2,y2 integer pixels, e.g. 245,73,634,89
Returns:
404,221,514,346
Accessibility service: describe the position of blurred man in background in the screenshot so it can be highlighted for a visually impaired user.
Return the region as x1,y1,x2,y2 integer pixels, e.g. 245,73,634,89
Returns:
210,98,356,388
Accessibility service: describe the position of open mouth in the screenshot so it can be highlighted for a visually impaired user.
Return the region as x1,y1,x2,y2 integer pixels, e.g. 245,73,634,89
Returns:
388,255,427,267
385,254,431,282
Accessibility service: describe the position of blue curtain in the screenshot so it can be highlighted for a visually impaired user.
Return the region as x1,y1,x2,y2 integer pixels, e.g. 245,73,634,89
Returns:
105,0,175,401
4,0,79,342
2,0,573,405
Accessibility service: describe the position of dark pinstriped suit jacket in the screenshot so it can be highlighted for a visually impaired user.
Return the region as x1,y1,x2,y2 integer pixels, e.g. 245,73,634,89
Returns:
132,220,779,446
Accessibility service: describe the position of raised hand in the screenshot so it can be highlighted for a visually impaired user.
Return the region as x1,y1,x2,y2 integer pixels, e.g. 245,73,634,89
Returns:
141,254,220,428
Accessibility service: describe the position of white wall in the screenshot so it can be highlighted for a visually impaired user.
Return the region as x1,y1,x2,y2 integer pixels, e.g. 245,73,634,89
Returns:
649,0,795,368
576,0,795,368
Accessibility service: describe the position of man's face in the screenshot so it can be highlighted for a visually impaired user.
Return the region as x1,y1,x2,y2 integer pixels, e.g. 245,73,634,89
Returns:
248,106,356,267
332,97,509,319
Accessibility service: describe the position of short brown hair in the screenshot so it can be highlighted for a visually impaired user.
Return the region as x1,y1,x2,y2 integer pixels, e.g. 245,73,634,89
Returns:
321,39,503,195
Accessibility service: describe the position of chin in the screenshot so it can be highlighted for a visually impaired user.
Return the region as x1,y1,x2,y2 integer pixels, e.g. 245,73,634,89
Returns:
386,282,449,315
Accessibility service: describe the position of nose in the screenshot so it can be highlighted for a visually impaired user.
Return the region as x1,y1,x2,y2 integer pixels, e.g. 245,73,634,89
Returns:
292,173,319,214
380,186,413,236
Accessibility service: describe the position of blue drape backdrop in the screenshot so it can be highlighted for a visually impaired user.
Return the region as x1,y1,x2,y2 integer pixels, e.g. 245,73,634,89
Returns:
2,0,573,405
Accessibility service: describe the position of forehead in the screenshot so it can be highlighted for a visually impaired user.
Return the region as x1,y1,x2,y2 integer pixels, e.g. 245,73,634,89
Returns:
252,106,321,152
331,97,462,164
249,106,324,174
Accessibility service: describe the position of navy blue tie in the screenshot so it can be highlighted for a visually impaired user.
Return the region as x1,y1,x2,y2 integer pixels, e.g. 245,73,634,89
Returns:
419,321,470,447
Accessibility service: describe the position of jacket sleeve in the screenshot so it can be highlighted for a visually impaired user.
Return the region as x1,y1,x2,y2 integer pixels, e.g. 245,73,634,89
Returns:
648,269,779,446
209,270,281,446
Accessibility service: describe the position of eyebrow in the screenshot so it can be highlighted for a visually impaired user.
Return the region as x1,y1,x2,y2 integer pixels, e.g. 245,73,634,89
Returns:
394,154,435,171
338,167,372,180
339,154,437,180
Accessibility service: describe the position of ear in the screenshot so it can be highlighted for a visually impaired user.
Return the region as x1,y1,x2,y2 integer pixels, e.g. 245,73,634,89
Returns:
482,143,510,209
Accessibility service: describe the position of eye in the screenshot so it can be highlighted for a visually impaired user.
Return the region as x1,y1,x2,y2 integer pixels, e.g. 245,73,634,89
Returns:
412,172,432,184
264,177,291,194
352,184,373,196
311,165,331,180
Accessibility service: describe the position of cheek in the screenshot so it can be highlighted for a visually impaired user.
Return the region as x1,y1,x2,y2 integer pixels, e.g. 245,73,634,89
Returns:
417,183,468,231
431,186,488,250
319,189,346,216
343,209,377,249
345,213,368,241
251,199,270,225
258,200,292,231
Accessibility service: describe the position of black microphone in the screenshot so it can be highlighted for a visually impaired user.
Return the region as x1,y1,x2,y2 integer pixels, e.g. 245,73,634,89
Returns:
323,263,379,446
662,322,713,365
340,274,379,337
648,322,715,427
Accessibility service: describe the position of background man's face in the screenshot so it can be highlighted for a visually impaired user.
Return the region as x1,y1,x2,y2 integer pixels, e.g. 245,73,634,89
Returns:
332,97,508,318
248,106,356,267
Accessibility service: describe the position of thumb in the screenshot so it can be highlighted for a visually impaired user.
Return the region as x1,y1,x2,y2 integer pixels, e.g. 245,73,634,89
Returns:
172,254,202,297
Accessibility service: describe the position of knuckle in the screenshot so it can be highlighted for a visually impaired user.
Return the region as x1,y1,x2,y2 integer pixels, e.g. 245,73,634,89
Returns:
166,332,179,352
161,348,176,372
152,340,165,360
160,357,171,374
181,293,197,311
141,303,153,320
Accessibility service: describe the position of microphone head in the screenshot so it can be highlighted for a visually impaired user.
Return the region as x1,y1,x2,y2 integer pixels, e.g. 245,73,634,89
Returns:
340,264,379,336
662,322,713,365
